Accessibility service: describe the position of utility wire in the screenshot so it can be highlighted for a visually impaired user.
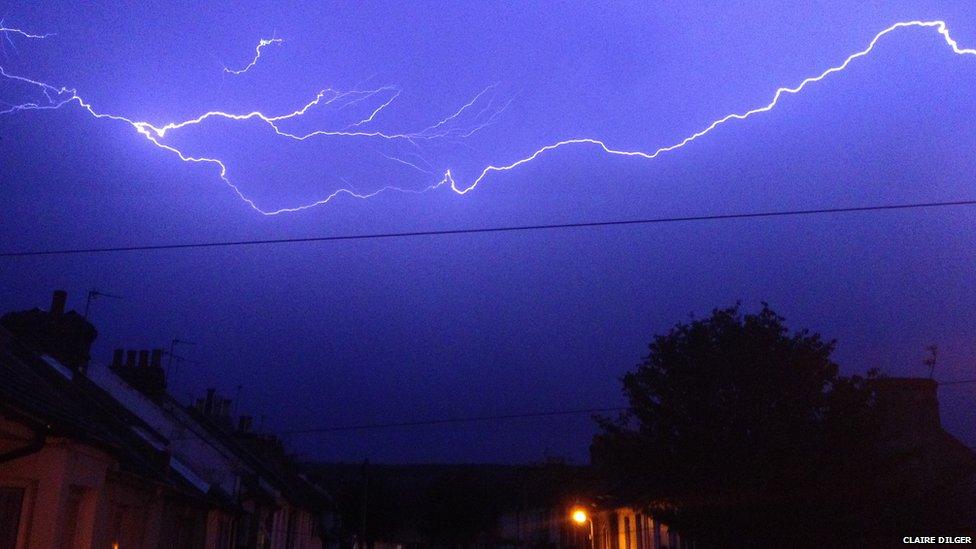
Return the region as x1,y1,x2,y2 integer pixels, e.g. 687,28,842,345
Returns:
207,407,629,439
4,198,976,257
936,378,976,386
221,377,976,438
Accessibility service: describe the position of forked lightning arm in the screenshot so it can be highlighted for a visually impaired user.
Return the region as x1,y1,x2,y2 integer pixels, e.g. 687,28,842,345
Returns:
223,37,283,75
1,20,974,215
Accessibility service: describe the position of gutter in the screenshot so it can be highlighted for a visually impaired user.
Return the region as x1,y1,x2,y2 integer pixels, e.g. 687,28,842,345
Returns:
0,424,46,464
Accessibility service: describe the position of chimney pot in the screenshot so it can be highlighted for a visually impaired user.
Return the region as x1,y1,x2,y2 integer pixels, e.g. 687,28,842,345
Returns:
51,290,67,317
125,350,137,369
138,350,149,369
204,389,216,415
151,349,163,370
112,349,124,369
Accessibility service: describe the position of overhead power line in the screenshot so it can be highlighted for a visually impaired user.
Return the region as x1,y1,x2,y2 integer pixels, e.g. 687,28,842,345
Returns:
255,406,628,436
937,378,976,386
3,198,976,257
170,405,626,441
222,376,976,439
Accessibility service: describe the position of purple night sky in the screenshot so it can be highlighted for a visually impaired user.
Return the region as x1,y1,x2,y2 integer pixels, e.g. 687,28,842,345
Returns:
2,1,975,462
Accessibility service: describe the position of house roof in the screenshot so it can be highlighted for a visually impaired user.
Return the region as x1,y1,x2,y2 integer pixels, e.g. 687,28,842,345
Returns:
0,326,209,501
0,297,334,521
181,404,333,511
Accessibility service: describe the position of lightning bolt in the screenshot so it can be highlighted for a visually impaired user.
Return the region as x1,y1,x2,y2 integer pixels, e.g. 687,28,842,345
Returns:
0,66,501,214
0,21,54,40
1,20,974,215
443,20,976,196
1,20,53,56
223,36,283,75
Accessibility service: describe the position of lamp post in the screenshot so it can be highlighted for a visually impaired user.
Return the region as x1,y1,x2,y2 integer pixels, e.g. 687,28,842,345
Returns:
571,507,595,549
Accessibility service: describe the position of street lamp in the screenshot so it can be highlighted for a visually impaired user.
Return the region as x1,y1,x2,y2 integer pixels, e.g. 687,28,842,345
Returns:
570,507,594,549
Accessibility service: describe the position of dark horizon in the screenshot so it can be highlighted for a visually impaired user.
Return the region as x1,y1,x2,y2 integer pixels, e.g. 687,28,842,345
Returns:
3,1,976,464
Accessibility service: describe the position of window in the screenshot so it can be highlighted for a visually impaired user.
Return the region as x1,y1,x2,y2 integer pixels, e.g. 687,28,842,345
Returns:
285,510,297,549
623,516,631,549
234,511,253,549
635,513,644,549
215,517,234,549
59,487,85,549
0,487,25,549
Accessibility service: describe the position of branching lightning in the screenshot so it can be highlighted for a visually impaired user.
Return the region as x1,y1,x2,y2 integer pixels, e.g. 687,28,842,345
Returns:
0,20,54,40
223,36,283,75
1,20,53,57
0,20,974,215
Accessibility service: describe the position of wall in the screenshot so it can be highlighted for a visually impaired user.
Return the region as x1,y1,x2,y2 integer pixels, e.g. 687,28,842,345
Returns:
0,417,166,549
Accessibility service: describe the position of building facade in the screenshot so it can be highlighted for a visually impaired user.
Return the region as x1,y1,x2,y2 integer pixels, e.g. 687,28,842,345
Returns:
0,291,332,549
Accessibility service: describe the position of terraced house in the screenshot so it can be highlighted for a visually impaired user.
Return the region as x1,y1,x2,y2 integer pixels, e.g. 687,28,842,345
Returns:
0,291,334,549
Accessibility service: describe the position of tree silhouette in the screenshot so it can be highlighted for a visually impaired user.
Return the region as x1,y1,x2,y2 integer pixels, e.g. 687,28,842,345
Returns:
591,304,974,547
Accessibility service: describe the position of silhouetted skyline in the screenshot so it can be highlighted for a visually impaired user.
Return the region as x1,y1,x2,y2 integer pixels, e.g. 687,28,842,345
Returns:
2,1,976,462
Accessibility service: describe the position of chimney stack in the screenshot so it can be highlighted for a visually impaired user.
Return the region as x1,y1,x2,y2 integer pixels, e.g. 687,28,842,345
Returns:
113,348,167,396
0,289,97,372
204,388,216,415
238,415,253,433
151,349,163,370
50,290,67,317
